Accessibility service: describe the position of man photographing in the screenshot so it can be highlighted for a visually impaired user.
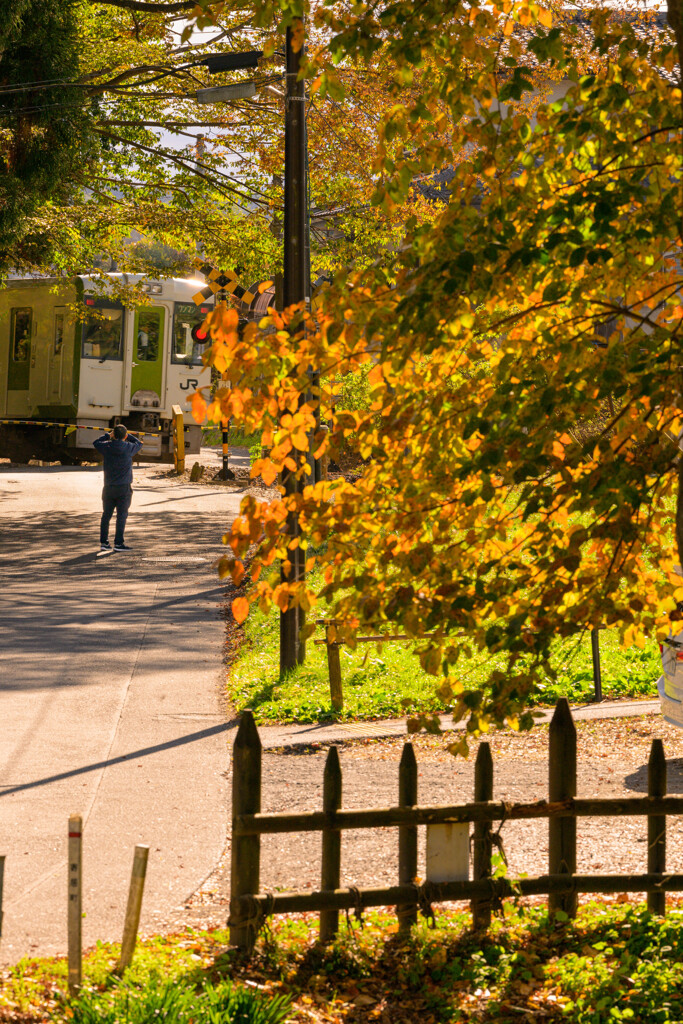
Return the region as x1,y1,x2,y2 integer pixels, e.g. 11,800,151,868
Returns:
93,424,143,552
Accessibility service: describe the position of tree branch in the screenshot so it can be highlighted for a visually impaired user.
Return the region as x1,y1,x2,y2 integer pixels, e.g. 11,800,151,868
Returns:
95,128,271,210
93,0,195,12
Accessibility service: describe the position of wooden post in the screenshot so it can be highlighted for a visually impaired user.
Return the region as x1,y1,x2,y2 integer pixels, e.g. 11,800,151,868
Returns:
648,738,667,916
320,746,343,942
549,699,577,918
116,845,150,974
326,626,343,712
471,742,493,930
172,404,185,475
591,628,603,702
230,711,262,951
68,815,82,996
397,742,418,933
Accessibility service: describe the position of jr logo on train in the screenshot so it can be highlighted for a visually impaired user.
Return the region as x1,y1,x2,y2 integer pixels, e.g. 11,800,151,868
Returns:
0,275,213,464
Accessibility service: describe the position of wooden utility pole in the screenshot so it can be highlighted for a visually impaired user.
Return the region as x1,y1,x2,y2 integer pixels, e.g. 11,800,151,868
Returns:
280,18,309,674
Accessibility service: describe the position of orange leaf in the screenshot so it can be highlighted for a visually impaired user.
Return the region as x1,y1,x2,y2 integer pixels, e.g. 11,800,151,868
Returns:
291,431,309,451
231,597,249,624
260,459,279,486
191,391,207,423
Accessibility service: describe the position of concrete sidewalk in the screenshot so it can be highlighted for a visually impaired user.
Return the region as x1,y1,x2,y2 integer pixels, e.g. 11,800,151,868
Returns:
0,464,241,963
252,698,663,750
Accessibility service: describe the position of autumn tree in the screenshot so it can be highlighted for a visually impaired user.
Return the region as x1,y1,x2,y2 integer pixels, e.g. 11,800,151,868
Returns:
194,0,683,740
0,0,459,287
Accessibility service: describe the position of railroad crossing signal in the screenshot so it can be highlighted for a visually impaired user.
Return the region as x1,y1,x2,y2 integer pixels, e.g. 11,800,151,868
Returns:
192,259,258,309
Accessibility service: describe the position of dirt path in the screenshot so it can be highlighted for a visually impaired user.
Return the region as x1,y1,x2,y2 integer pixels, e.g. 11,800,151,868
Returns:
182,714,683,927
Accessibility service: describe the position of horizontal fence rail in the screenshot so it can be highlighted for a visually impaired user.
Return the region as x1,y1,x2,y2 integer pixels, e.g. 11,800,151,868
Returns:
232,873,683,918
234,796,683,835
228,698,672,951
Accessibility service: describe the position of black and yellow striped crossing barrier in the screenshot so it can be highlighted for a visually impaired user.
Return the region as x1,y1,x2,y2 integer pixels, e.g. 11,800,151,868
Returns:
0,418,160,438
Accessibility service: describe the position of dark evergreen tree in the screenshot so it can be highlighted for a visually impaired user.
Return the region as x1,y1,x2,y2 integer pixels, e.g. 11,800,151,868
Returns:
0,0,99,268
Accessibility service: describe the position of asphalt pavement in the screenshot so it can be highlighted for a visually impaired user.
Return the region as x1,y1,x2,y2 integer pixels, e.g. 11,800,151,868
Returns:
0,459,242,963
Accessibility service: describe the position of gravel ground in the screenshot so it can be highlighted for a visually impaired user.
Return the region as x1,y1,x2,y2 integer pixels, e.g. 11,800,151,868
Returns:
178,715,683,929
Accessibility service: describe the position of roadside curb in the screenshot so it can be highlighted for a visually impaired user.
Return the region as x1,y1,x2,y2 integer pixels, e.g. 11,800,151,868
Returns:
250,698,662,752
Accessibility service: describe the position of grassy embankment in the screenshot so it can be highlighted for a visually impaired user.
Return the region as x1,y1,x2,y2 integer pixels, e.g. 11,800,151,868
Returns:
227,591,660,723
225,452,669,723
5,904,683,1023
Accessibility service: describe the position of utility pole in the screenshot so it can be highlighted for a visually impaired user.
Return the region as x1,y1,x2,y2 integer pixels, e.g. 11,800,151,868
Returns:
280,19,309,674
194,38,309,673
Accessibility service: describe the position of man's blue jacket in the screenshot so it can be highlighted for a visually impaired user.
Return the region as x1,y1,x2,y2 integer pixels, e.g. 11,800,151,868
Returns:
93,433,143,488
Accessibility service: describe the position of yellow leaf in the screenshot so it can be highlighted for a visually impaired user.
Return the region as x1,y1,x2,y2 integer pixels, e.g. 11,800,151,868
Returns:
538,6,552,27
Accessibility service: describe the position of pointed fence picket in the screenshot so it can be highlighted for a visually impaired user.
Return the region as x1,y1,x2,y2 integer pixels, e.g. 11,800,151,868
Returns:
228,699,676,952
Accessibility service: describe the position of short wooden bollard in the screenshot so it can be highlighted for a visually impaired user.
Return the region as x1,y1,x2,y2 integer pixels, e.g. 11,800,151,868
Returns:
326,627,343,712
549,699,577,918
471,742,493,930
320,747,342,942
116,845,150,973
68,815,83,996
648,739,667,916
230,711,262,952
397,742,418,933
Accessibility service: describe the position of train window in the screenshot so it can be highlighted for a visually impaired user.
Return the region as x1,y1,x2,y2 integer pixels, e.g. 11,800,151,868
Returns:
54,313,64,355
136,308,161,362
10,308,32,363
82,308,123,361
172,302,211,366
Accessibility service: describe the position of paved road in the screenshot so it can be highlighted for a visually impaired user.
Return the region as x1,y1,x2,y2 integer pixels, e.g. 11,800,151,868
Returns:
0,462,242,963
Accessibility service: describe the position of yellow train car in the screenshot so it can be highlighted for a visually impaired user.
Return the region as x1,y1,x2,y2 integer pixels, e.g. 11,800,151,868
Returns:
0,274,215,463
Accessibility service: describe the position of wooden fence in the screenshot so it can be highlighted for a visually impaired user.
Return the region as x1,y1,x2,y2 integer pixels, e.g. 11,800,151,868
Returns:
228,697,676,951
314,622,607,711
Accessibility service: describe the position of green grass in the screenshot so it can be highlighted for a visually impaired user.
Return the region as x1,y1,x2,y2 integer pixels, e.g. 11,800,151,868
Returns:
0,928,288,1024
202,427,261,448
6,905,683,1023
228,598,660,723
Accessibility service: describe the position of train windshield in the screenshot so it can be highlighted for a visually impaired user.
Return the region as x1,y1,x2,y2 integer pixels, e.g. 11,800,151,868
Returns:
172,302,211,366
82,307,123,361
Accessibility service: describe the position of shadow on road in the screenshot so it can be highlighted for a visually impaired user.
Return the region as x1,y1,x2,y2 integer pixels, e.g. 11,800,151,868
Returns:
0,718,239,798
0,510,231,688
624,756,683,794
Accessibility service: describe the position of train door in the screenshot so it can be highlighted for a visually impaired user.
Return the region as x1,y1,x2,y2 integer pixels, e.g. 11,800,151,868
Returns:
123,303,169,412
6,306,33,416
77,299,125,421
47,307,67,404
